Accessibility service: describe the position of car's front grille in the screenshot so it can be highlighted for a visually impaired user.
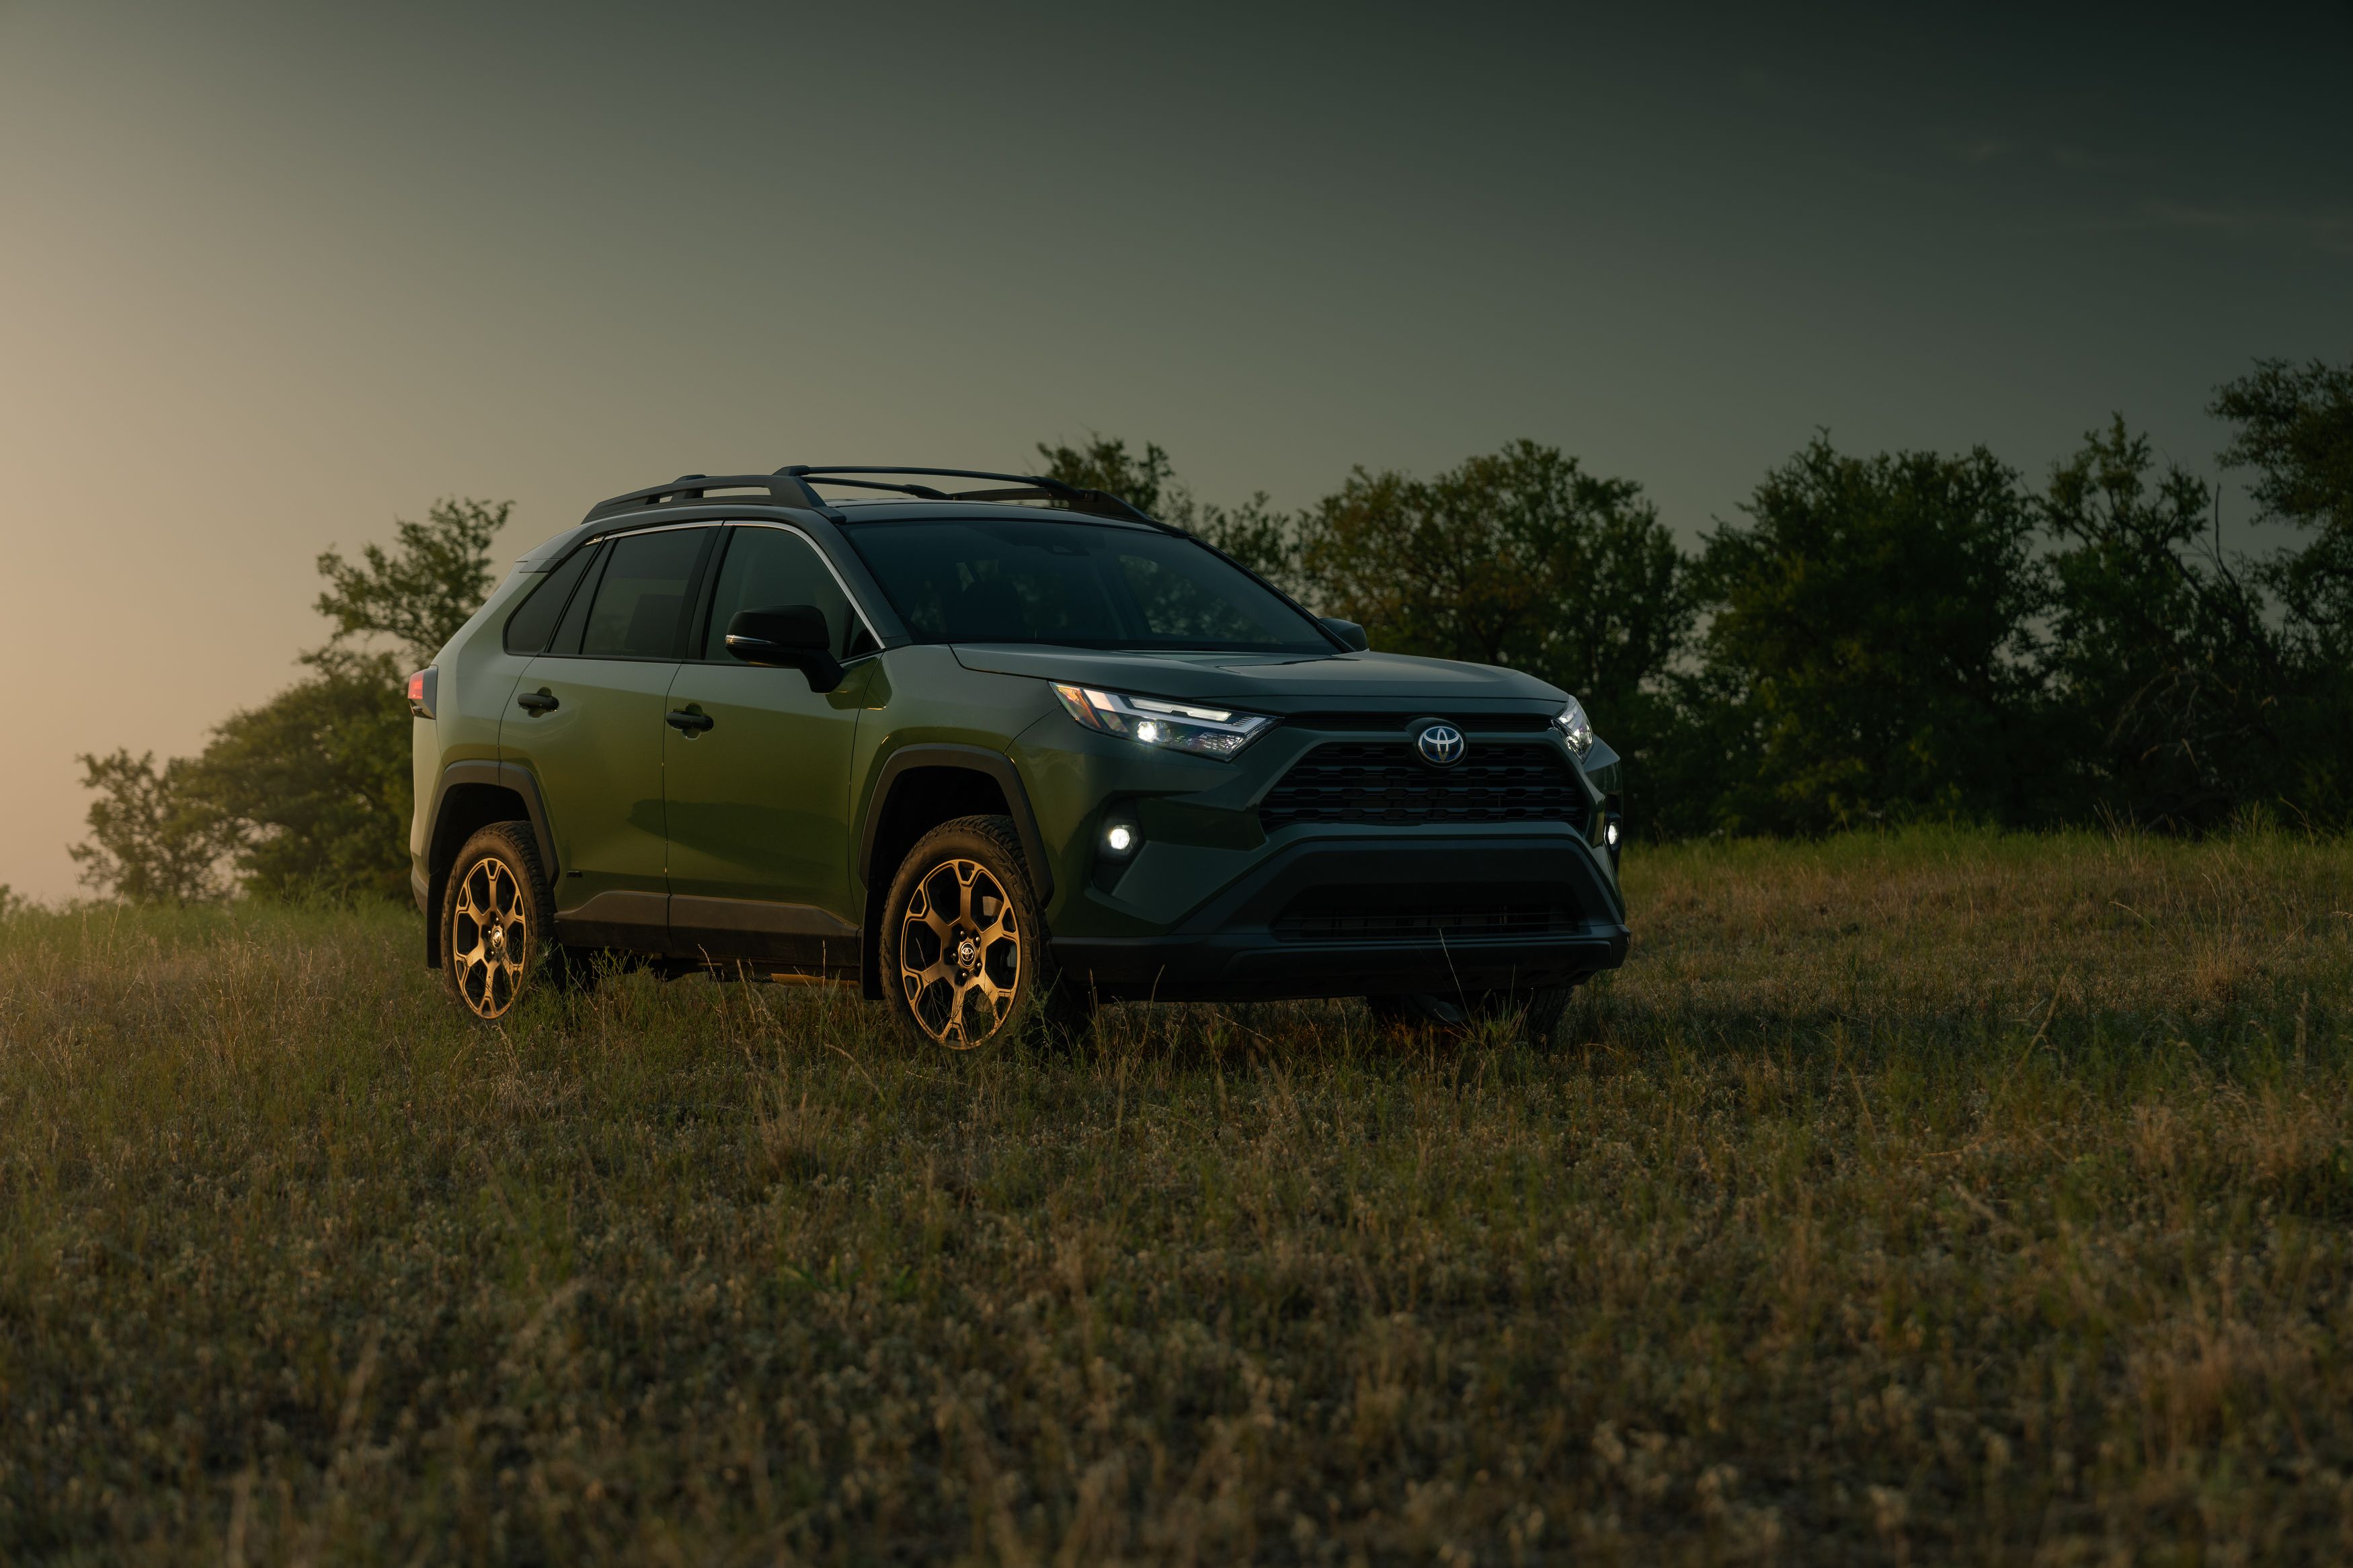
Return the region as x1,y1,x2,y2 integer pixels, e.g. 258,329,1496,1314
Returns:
1258,742,1586,831
1272,898,1572,943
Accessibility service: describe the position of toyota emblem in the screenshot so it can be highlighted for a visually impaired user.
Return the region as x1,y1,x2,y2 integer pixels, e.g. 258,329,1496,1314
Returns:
1415,723,1466,767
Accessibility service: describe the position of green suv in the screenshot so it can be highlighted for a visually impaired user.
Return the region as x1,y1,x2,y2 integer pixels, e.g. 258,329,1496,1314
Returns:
409,466,1628,1046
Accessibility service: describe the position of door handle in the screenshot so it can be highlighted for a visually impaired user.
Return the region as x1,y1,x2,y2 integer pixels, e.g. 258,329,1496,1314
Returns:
516,690,559,714
666,708,715,734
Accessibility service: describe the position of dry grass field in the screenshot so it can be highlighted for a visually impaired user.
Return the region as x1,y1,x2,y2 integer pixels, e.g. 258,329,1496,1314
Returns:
5,827,2353,1564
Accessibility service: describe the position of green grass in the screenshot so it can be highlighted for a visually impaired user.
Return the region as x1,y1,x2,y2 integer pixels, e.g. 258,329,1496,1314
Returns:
6,827,2353,1564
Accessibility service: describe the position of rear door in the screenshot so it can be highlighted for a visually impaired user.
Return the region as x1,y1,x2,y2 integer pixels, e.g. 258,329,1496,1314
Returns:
663,522,877,972
510,524,717,948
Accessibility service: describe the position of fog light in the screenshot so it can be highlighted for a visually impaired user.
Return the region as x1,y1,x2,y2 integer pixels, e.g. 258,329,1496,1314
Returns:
1604,819,1621,850
1102,820,1140,860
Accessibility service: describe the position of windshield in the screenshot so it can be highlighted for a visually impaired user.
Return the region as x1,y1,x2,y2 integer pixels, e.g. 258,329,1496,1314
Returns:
841,518,1335,654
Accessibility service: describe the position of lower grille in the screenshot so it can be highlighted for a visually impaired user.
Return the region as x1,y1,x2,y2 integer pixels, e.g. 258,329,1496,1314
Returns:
1273,899,1572,943
1258,742,1586,831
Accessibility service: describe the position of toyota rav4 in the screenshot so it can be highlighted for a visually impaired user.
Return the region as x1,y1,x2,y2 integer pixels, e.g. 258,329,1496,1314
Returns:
408,466,1628,1047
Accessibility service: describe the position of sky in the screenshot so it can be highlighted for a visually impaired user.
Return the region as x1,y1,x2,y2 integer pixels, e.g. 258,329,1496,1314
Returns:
2,1,2348,900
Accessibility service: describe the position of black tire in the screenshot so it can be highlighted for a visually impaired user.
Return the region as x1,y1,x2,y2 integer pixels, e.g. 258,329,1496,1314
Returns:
879,815,1087,1050
438,821,577,1022
1367,984,1577,1046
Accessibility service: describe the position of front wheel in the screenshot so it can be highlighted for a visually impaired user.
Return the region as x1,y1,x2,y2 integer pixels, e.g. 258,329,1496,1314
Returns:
880,815,1086,1050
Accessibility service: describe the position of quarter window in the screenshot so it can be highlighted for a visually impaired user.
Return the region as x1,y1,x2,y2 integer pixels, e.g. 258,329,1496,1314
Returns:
501,546,597,655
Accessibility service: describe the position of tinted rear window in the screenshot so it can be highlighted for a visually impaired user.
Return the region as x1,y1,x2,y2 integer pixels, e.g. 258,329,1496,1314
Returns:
501,547,596,655
842,519,1330,653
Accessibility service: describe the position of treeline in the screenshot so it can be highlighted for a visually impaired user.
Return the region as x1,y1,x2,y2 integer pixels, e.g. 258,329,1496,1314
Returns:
71,356,2353,903
1049,356,2353,839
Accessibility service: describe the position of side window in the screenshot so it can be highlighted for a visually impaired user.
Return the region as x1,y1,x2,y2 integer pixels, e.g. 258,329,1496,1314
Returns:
578,529,710,659
501,546,597,655
701,526,869,661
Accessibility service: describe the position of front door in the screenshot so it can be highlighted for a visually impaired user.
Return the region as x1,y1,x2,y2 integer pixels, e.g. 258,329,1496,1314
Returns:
510,524,715,948
664,523,874,972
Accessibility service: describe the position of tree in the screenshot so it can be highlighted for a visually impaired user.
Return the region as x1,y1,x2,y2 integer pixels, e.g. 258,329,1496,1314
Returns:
2217,357,2353,645
2212,356,2353,540
198,499,508,898
1033,438,1301,589
186,649,414,901
1299,441,1693,816
67,750,232,903
2039,419,2286,829
75,497,509,901
1683,437,2044,835
1302,442,1687,696
2211,357,2353,819
315,497,509,663
1034,436,1176,515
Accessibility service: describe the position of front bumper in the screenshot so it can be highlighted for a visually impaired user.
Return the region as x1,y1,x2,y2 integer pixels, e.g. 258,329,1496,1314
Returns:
1050,833,1626,1001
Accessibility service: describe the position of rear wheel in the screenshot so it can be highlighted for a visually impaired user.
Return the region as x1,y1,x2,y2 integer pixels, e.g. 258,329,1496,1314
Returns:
881,815,1087,1050
1367,985,1577,1046
439,821,575,1022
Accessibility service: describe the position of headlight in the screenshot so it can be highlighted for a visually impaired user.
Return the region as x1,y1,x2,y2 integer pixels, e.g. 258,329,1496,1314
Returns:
1051,684,1275,760
1553,696,1597,759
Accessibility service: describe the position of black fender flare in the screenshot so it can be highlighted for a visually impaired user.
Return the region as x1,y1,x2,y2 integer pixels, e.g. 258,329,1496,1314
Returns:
421,760,560,965
855,743,1054,906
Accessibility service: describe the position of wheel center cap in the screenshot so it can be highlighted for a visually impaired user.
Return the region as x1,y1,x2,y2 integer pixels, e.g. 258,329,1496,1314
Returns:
955,934,980,971
490,925,506,951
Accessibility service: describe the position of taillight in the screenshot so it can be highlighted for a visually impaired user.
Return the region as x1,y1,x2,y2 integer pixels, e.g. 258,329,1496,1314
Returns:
407,665,437,718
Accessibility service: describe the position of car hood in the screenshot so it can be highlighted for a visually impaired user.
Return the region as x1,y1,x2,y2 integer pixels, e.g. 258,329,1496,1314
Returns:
947,643,1567,715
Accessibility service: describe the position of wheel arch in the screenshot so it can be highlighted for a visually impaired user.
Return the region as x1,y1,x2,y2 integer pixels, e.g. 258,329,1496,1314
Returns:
856,745,1053,999
422,761,559,968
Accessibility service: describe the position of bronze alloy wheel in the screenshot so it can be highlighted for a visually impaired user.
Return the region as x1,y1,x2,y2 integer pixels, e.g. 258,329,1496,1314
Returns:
451,856,531,1018
439,820,566,1023
881,814,1078,1051
898,855,1023,1048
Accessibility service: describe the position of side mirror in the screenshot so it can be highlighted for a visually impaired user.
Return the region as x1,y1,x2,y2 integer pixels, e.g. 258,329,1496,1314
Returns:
725,605,845,692
1320,616,1369,652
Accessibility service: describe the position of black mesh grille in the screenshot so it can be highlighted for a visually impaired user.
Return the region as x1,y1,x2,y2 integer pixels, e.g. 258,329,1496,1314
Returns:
1258,742,1586,831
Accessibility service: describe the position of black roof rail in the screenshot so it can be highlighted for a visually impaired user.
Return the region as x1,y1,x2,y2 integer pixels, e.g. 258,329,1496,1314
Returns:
793,475,955,500
779,465,1168,528
583,471,841,524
